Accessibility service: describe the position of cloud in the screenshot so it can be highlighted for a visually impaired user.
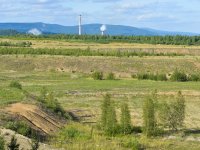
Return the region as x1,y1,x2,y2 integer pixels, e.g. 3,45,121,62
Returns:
0,0,200,32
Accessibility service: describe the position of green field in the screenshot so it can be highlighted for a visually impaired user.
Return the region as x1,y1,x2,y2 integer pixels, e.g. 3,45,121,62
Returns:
1,38,200,149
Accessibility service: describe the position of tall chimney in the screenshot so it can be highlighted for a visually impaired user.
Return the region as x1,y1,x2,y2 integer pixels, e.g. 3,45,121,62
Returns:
79,15,82,35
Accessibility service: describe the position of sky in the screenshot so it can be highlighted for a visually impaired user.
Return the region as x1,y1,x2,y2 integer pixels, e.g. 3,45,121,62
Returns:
1,0,200,33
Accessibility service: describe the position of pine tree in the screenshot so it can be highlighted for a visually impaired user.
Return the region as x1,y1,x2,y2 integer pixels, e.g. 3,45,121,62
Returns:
100,94,118,136
106,104,118,136
101,94,111,128
7,136,20,150
120,102,132,134
143,97,156,137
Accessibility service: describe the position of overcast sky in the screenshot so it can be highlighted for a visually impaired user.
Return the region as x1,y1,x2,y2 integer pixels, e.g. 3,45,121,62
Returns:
1,0,200,33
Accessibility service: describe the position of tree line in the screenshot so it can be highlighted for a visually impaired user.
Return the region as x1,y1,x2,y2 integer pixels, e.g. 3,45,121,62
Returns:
2,34,200,45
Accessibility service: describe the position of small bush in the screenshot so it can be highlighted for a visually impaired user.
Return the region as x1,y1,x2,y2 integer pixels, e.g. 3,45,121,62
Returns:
188,74,200,81
92,71,103,80
5,121,31,137
9,81,22,89
38,88,71,119
106,72,115,80
137,73,167,81
0,135,5,150
170,69,188,82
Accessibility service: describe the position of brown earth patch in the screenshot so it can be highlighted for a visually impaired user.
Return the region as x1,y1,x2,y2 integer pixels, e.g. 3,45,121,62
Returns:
5,103,64,135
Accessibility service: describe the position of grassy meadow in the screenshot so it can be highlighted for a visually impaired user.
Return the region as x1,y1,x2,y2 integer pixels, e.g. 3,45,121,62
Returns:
1,38,200,149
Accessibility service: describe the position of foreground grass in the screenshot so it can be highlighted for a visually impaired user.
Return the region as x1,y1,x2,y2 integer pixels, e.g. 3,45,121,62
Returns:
51,122,200,150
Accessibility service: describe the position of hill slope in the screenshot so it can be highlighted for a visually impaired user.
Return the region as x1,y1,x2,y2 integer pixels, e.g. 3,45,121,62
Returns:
0,22,198,36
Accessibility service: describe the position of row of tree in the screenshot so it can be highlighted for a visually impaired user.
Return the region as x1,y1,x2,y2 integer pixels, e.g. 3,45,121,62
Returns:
3,34,200,45
100,91,185,137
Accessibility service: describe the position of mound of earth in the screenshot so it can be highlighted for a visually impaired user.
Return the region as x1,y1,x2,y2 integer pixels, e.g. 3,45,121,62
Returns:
0,128,58,150
5,103,64,135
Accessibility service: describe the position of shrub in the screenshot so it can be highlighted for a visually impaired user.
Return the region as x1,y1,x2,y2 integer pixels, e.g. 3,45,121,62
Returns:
170,69,188,82
0,135,5,150
188,74,200,81
106,72,115,80
92,71,103,80
38,88,71,119
5,121,31,137
137,73,167,81
9,81,22,89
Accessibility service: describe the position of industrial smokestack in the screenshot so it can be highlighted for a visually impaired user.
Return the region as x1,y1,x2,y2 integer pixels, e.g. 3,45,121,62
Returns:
100,24,107,36
79,15,82,35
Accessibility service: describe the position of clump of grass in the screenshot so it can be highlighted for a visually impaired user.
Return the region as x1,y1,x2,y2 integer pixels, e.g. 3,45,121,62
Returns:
122,137,142,150
92,71,103,80
106,72,115,80
137,73,167,81
9,81,22,89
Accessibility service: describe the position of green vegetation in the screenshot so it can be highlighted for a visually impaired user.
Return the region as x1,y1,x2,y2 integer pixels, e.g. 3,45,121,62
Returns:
3,34,200,46
158,91,185,131
120,101,132,134
137,73,167,81
143,95,156,137
92,71,103,80
1,37,200,149
9,81,22,90
5,121,31,137
0,46,185,57
0,41,32,47
100,94,118,136
170,69,188,82
106,72,115,80
38,88,70,119
0,135,5,150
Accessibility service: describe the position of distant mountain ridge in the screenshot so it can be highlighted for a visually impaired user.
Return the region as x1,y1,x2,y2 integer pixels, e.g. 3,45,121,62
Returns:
0,22,198,36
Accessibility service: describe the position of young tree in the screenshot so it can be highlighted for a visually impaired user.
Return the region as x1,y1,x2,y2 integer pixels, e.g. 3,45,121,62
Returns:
158,91,185,131
101,94,111,128
143,97,156,137
120,101,132,134
101,94,118,136
176,91,185,128
7,136,20,150
106,104,118,136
